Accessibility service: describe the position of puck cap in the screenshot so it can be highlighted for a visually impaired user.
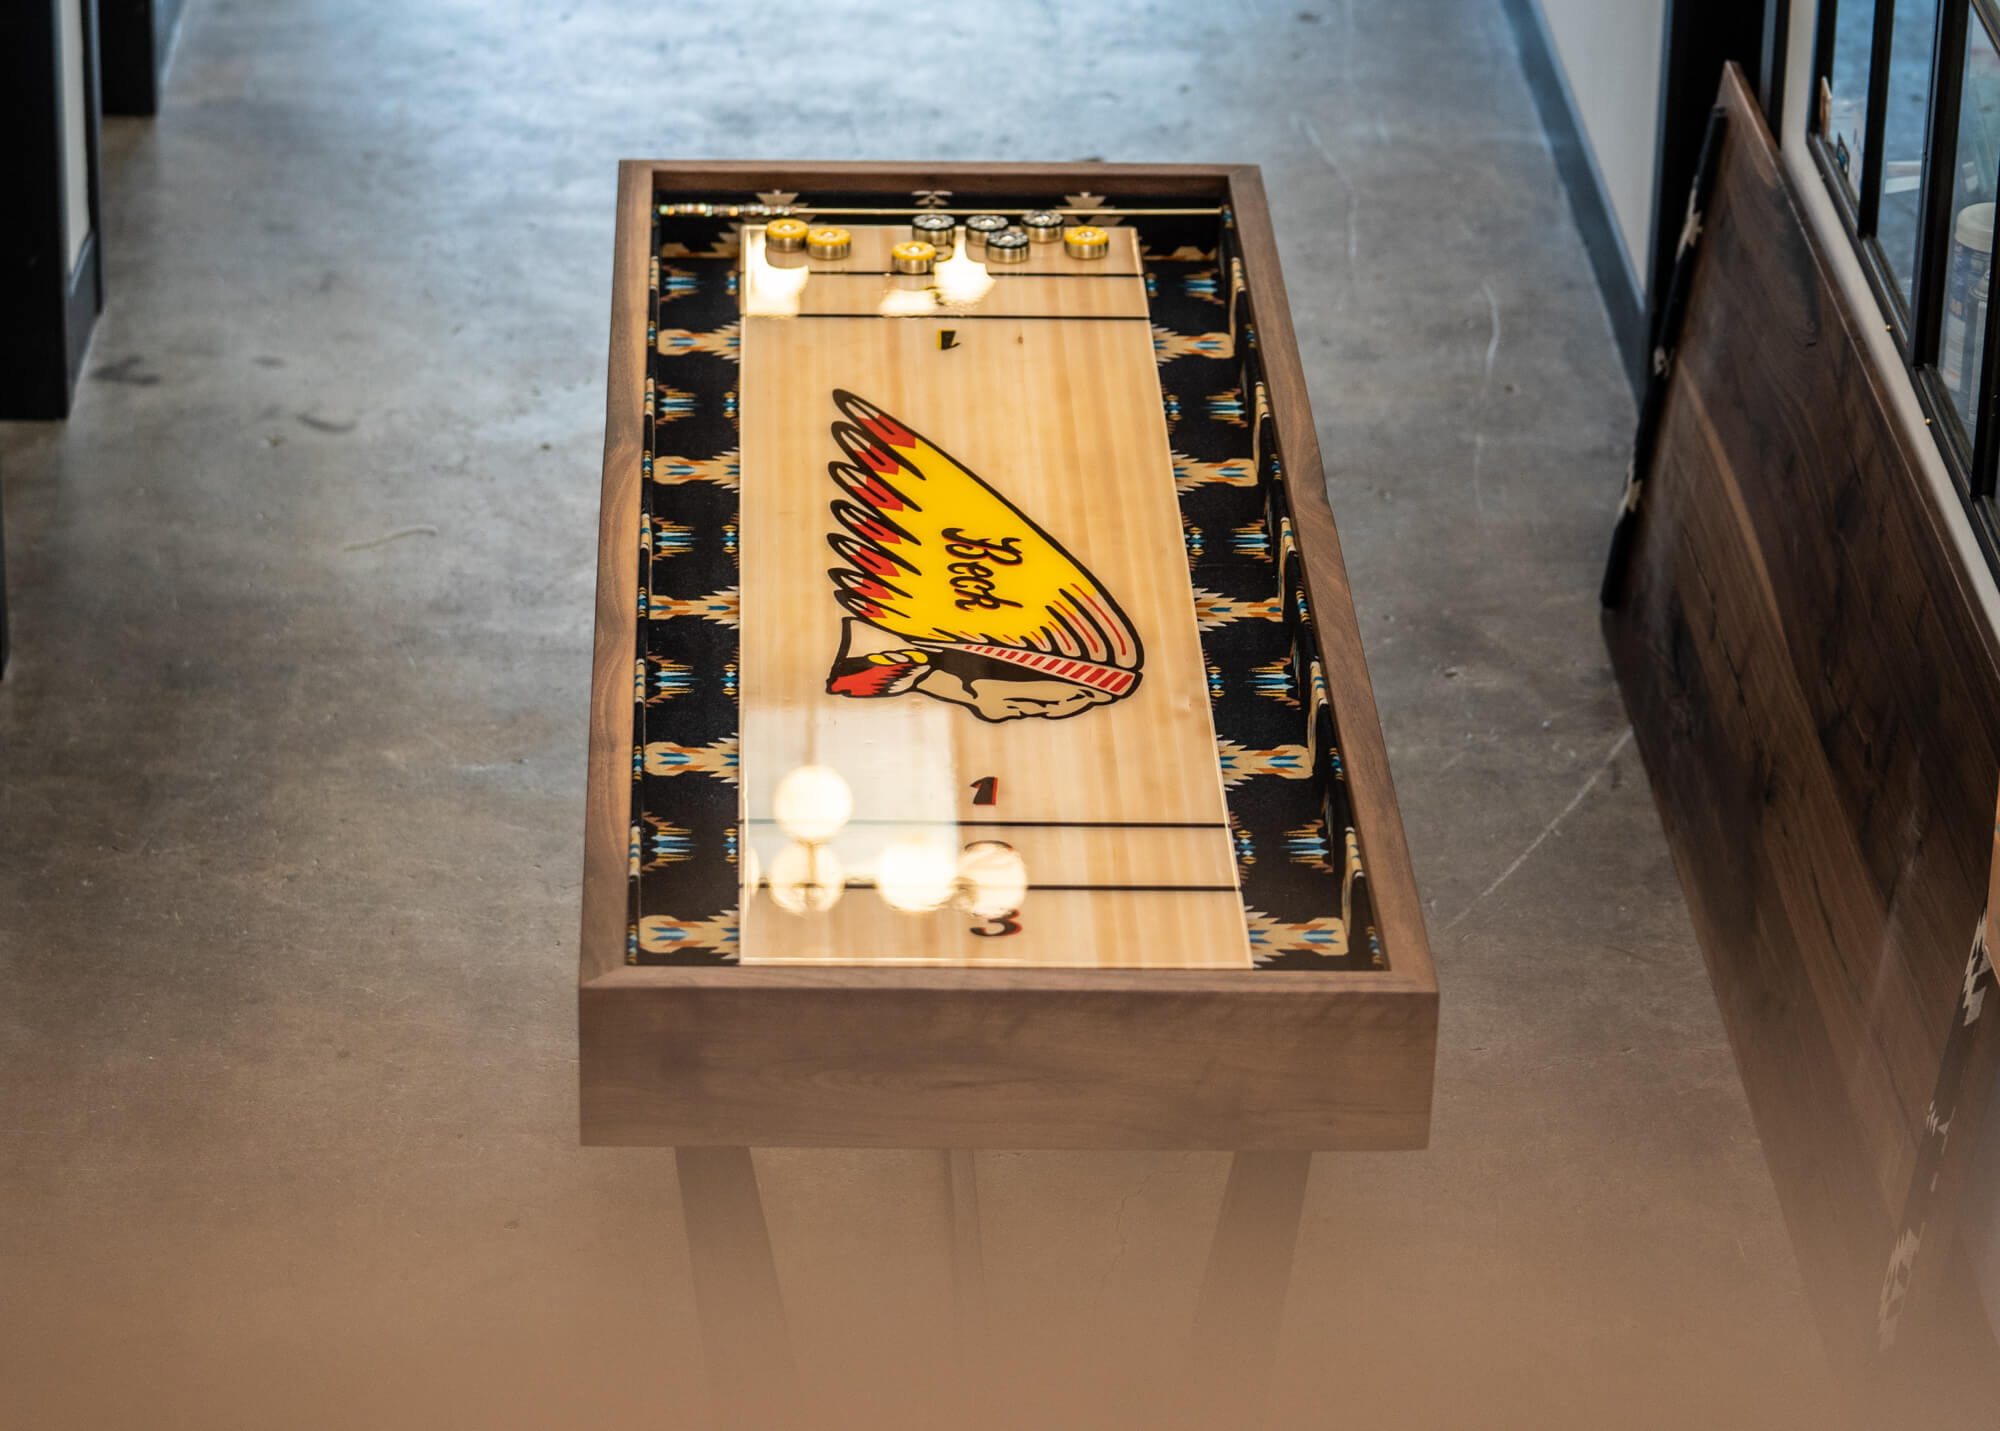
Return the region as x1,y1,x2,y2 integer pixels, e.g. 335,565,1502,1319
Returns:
1063,225,1110,259
911,212,956,251
985,228,1031,263
1022,211,1065,243
963,214,1009,244
891,240,937,274
807,226,852,260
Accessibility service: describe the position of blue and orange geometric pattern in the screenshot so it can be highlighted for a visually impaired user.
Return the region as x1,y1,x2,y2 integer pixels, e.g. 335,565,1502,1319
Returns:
630,196,1380,969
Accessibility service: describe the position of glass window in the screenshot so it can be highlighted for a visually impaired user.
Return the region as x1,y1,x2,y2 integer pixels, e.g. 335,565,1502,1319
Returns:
1815,0,2000,543
1942,19,2000,435
1882,1,1942,309
1826,0,1880,192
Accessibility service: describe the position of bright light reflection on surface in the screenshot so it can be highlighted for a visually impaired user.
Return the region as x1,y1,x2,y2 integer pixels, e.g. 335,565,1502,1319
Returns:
956,840,1028,919
743,231,810,316
877,281,937,318
769,841,844,914
874,835,960,913
773,764,852,843
933,240,995,309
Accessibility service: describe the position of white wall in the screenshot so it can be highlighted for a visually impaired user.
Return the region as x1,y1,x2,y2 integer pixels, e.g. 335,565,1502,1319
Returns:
59,0,92,274
1533,0,1667,299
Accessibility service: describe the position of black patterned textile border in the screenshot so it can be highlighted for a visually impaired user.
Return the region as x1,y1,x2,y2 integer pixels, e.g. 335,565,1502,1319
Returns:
627,191,1379,970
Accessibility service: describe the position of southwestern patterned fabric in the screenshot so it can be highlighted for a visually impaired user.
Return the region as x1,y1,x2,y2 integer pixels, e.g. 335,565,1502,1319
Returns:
629,194,1379,971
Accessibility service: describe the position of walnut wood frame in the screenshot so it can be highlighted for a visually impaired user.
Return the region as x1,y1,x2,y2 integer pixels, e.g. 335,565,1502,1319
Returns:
580,161,1437,1151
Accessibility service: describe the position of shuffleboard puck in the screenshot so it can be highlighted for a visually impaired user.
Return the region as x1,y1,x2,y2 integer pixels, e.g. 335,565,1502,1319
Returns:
985,228,1031,264
911,212,956,252
963,214,1009,246
892,240,937,275
1063,225,1110,259
765,217,809,252
1021,210,1065,243
807,226,852,260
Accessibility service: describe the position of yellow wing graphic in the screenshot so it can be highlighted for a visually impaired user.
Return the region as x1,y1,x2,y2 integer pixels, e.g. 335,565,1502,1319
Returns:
822,391,1144,722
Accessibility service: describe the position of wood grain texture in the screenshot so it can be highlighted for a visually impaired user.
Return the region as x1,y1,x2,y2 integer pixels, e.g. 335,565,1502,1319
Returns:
578,160,654,987
738,224,1241,968
1876,796,2000,1382
620,160,1238,198
580,974,1434,1149
581,162,1436,1150
1602,67,2000,1375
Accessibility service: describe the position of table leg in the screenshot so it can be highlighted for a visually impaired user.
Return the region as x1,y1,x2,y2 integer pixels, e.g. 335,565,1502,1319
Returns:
1185,1151,1313,1429
674,1147,798,1430
939,1148,987,1344
930,1148,991,1425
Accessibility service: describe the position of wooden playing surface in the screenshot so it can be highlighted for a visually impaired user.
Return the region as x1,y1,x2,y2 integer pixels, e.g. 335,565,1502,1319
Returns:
738,223,1249,968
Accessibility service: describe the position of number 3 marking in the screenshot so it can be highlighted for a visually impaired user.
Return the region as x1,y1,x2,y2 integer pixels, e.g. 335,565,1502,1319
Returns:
970,909,1022,937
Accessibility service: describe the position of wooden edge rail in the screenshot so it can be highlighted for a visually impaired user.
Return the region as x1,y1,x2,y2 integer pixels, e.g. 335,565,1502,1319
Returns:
579,160,1437,1152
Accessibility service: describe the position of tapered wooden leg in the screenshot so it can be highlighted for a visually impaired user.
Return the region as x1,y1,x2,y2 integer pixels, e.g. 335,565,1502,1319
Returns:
675,1147,798,1430
940,1148,987,1344
1185,1151,1313,1429
931,1148,991,1425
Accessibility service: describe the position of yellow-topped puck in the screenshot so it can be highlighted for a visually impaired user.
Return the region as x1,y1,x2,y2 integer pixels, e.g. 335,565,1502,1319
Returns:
891,240,937,275
807,226,852,260
764,217,809,251
1063,225,1110,259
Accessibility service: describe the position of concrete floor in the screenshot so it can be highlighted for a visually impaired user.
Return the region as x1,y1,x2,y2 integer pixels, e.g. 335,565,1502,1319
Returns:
0,2,1842,1427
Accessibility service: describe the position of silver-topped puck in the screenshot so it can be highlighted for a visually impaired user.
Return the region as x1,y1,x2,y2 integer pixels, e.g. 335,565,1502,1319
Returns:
1021,210,1065,243
963,214,1009,245
911,212,956,253
984,227,1031,264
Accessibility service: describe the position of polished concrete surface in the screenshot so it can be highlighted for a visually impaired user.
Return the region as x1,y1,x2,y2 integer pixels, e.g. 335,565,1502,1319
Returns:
0,2,1839,1427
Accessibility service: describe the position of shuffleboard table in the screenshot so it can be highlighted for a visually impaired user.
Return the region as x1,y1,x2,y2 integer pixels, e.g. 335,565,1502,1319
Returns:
580,161,1436,1424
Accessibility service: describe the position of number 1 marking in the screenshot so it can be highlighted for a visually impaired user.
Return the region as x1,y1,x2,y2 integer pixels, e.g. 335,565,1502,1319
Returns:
970,776,997,806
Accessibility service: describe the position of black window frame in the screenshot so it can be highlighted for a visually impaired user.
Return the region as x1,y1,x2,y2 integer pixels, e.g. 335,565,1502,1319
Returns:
1811,0,2000,573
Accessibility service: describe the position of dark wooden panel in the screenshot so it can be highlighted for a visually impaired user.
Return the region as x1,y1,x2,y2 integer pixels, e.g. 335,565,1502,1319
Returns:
581,974,1434,1151
1604,65,2000,1387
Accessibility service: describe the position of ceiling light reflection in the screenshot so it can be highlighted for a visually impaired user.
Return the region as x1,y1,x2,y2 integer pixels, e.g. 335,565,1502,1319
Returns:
933,239,995,309
772,764,853,843
744,232,811,316
875,836,960,913
956,840,1028,919
769,841,845,915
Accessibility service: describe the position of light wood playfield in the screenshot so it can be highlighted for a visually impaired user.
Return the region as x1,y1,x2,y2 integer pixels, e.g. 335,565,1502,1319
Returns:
739,222,1246,969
